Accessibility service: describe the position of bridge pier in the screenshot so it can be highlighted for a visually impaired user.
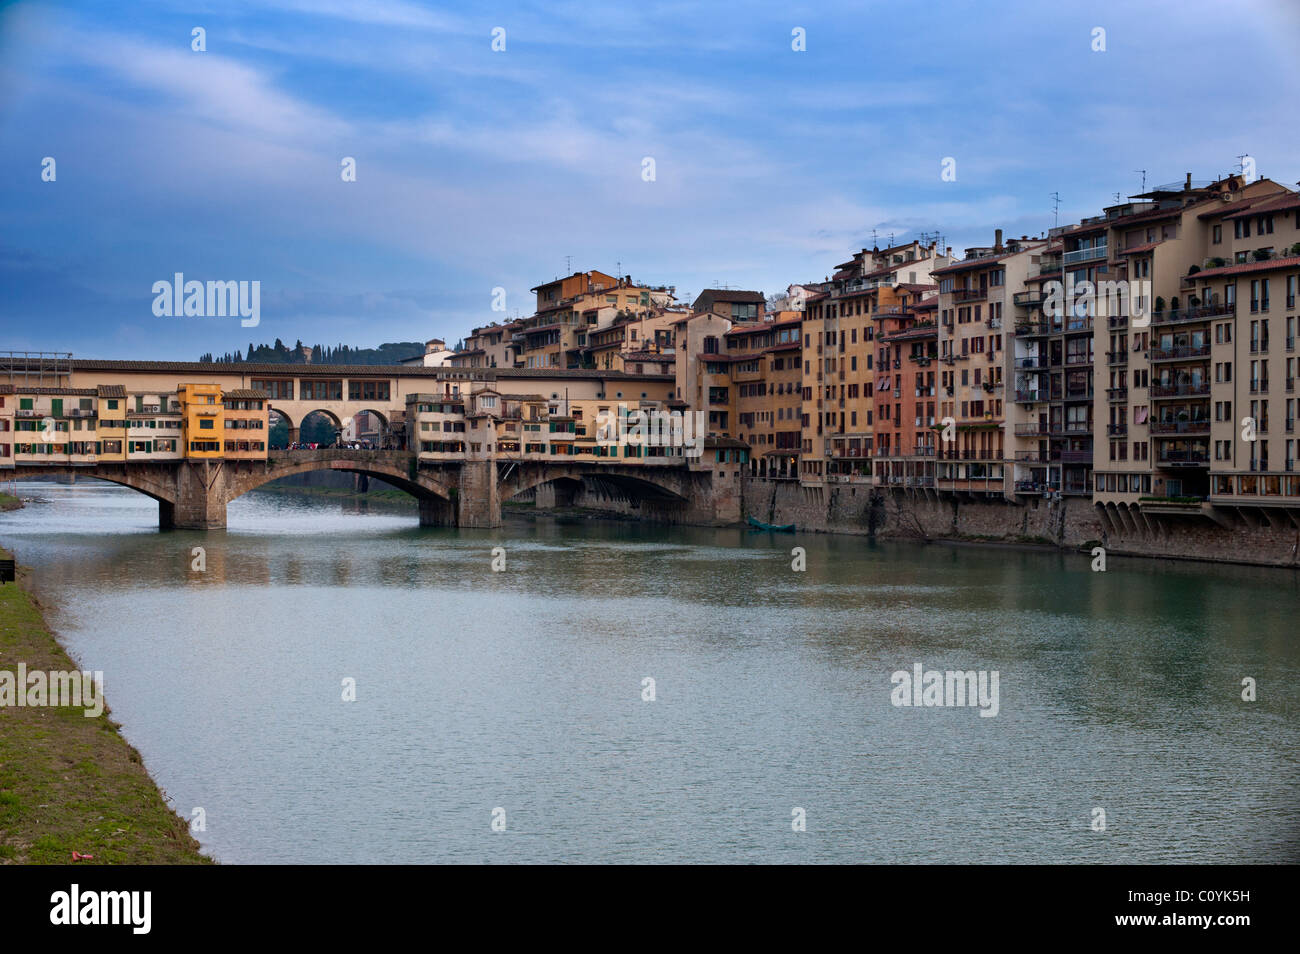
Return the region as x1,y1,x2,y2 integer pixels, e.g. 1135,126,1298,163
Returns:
418,496,456,527
171,461,229,530
456,460,501,528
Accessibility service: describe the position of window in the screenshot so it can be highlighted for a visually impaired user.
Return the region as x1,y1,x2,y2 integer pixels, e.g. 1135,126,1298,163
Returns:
348,380,391,401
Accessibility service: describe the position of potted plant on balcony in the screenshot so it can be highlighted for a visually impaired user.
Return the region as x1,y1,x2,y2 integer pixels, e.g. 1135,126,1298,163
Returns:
1290,242,1300,257
1169,296,1179,313
1253,249,1271,262
1155,296,1165,315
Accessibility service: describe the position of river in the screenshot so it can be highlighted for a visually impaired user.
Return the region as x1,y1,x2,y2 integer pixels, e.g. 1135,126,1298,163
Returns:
2,479,1297,863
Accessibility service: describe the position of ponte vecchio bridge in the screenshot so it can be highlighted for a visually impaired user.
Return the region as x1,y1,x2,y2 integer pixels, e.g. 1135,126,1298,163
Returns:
0,356,743,529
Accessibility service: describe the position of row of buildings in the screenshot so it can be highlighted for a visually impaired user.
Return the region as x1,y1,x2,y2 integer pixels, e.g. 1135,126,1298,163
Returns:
675,170,1300,512
0,382,270,466
3,168,1299,514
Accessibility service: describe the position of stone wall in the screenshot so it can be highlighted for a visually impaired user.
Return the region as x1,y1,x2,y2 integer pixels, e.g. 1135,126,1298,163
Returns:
740,478,1300,569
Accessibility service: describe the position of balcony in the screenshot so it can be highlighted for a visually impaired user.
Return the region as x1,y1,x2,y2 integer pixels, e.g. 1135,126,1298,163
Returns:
1016,480,1060,494
1150,383,1210,398
951,288,987,303
1050,423,1093,437
1060,449,1093,464
1106,387,1128,402
1148,419,1211,436
1156,451,1210,467
1064,387,1094,401
1014,390,1043,403
1013,290,1045,308
1015,356,1049,370
1151,303,1234,327
66,408,95,418
1014,451,1051,463
1015,322,1051,337
1248,380,1270,394
1106,351,1128,364
1062,245,1108,265
1107,424,1128,437
1150,344,1211,362
1014,424,1049,438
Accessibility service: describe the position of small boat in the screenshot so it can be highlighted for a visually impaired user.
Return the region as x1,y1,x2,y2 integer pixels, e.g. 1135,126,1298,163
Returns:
747,515,796,532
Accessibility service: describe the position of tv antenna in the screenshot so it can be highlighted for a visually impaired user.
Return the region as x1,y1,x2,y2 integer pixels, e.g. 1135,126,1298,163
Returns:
1134,169,1147,192
564,255,572,275
1050,192,1062,228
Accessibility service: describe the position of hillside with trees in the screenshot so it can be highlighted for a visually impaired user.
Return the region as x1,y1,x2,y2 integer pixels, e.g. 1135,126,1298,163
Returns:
199,340,426,365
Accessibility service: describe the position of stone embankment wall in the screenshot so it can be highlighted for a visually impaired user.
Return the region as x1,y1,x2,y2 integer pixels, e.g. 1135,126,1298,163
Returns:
741,478,1300,569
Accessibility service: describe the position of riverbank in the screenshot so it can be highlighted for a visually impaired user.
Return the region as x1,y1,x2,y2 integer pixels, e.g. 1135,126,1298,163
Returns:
0,545,209,864
743,478,1300,570
0,493,21,513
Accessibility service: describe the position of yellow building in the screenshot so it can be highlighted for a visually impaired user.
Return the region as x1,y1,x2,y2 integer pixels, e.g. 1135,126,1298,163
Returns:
179,383,224,458
222,389,270,460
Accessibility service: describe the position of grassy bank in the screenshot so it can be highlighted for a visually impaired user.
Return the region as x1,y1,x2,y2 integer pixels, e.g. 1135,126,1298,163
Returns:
0,493,21,512
0,546,209,864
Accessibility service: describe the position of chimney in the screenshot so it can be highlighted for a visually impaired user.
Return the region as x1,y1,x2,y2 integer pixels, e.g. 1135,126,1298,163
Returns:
994,229,1003,251
1184,172,1192,191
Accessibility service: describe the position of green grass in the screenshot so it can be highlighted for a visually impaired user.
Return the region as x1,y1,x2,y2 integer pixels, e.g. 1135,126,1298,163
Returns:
0,493,21,512
0,546,211,864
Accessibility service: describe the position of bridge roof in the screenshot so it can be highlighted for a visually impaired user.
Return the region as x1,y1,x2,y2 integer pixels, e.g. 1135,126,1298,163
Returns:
67,359,672,381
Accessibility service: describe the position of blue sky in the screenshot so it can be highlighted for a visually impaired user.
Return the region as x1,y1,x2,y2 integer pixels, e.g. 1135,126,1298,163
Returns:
2,0,1299,360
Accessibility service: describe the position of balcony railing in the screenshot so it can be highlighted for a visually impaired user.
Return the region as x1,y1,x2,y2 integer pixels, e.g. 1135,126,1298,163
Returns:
1106,350,1128,364
1107,424,1128,437
1150,344,1211,362
1062,245,1108,265
1156,451,1210,466
951,288,987,303
1014,390,1043,403
1148,419,1211,435
1150,383,1210,398
1013,290,1045,308
1107,387,1128,402
1151,303,1235,326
